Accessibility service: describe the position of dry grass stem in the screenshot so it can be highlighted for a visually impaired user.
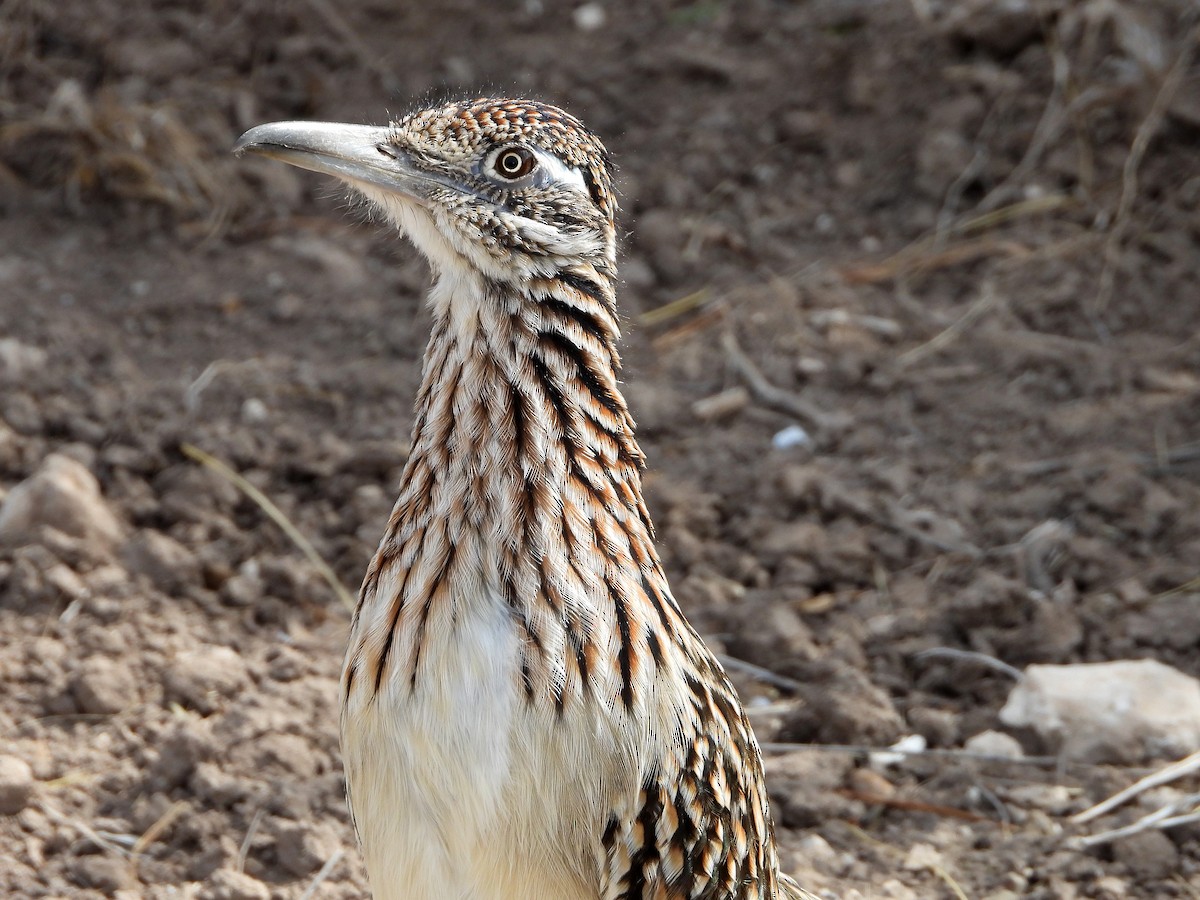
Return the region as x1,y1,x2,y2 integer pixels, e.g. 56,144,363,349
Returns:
760,742,1061,768
637,287,712,327
237,807,266,874
181,443,356,612
128,800,189,878
896,282,998,368
42,801,131,858
1073,750,1200,825
930,864,972,900
300,847,346,900
842,195,1073,285
1093,16,1200,320
1073,793,1200,849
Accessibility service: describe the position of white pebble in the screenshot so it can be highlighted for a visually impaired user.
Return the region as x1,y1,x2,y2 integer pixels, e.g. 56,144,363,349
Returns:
771,424,811,450
574,3,606,31
241,397,269,424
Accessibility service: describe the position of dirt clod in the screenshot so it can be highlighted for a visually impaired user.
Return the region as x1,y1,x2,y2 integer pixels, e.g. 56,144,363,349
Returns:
198,869,272,900
273,821,342,877
0,454,124,552
0,755,35,815
1112,831,1180,881
71,655,139,715
163,646,251,715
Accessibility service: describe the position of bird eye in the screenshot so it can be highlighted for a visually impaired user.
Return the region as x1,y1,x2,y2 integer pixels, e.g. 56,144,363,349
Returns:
492,147,536,180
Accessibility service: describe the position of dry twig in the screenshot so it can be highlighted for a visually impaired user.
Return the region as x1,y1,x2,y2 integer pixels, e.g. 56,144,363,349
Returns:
718,654,803,693
721,331,850,436
838,788,988,823
915,648,1023,681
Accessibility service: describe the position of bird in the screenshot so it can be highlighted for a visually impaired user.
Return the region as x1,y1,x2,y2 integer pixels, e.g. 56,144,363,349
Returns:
235,97,818,900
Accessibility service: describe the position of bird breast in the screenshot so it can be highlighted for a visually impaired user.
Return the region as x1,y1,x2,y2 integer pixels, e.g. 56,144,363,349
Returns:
341,550,630,900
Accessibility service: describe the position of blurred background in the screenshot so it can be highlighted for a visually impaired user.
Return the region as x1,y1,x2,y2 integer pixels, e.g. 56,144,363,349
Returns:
1,0,1198,896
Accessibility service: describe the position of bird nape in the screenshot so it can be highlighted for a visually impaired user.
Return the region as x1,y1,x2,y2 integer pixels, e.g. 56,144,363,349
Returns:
236,97,818,900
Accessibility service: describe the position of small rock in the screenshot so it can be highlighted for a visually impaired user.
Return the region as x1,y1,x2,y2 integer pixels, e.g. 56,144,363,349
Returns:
1112,830,1179,881
72,655,139,715
266,646,306,682
1003,783,1074,814
69,854,131,891
964,730,1025,760
784,668,905,746
1000,660,1200,763
868,733,927,769
273,821,341,876
908,707,959,747
190,762,248,807
573,2,605,31
767,749,858,829
122,529,201,594
691,387,749,421
149,717,215,789
792,832,845,877
759,521,828,565
221,560,263,608
940,0,1042,56
1127,594,1200,651
199,869,271,900
727,594,818,667
0,454,124,552
0,337,48,379
163,645,250,715
240,397,269,425
848,767,896,800
254,733,319,778
772,424,812,450
0,755,35,814
777,109,827,152
777,465,823,504
902,842,948,874
43,563,87,601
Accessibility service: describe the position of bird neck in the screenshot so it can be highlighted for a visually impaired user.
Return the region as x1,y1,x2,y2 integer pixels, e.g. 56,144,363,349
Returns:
352,262,686,709
401,264,652,550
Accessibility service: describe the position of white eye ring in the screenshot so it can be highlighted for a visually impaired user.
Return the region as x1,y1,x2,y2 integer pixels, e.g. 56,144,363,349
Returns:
492,146,537,180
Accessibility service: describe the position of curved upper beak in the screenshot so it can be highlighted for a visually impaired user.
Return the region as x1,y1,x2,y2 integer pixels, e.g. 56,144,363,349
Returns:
233,121,434,205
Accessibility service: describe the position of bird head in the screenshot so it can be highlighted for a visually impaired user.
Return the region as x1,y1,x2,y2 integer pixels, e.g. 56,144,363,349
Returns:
235,98,617,288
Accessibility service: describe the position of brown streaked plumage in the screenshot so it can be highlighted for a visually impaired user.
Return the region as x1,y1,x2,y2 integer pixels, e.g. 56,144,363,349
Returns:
236,97,818,900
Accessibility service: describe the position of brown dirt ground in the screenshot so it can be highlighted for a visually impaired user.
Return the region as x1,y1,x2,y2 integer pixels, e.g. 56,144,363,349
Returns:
2,0,1200,897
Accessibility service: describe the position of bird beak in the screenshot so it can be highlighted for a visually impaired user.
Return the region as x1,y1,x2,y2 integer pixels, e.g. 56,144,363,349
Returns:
234,121,435,206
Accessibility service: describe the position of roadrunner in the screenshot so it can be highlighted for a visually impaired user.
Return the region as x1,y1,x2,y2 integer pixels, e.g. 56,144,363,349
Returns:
236,98,816,900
